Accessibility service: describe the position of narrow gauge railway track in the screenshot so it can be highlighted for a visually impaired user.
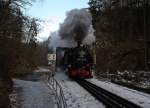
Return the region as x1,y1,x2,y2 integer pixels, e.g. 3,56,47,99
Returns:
75,79,142,108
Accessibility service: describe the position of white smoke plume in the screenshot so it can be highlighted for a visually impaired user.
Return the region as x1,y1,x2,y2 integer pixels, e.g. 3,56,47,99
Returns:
48,32,76,52
48,9,95,51
48,32,60,51
83,25,95,45
59,9,93,44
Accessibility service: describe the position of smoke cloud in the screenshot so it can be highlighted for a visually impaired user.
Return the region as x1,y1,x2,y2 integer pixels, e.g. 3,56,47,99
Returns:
48,32,76,52
83,25,95,45
48,9,95,52
59,9,93,44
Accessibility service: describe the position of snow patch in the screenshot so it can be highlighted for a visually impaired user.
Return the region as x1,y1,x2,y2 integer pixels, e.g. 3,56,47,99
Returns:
55,72,105,108
87,78,150,108
12,79,56,108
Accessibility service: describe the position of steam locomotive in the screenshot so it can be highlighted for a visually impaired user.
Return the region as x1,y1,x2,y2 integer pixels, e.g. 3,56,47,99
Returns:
63,44,94,78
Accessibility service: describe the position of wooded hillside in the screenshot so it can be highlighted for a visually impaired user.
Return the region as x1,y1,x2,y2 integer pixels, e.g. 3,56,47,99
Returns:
89,0,150,75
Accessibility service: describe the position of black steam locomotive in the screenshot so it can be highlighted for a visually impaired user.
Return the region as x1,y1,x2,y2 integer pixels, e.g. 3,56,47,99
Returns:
63,44,94,78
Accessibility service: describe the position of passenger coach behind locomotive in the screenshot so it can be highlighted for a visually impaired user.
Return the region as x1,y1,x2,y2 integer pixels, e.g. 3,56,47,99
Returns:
64,44,93,78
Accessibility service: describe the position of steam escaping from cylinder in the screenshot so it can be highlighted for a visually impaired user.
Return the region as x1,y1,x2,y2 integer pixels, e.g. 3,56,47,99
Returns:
59,9,94,44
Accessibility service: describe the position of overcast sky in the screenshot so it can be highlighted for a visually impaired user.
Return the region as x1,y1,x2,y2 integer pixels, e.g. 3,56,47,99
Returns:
25,0,89,41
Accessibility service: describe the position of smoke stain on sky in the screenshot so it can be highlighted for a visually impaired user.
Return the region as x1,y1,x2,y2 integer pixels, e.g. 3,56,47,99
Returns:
26,0,89,41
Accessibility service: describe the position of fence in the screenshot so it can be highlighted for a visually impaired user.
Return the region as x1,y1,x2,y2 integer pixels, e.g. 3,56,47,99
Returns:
47,71,67,108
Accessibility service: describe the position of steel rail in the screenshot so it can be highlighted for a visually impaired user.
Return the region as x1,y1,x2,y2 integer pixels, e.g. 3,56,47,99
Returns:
75,79,142,108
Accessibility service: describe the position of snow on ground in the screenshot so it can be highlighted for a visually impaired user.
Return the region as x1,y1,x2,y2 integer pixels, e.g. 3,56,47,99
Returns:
13,79,56,108
55,71,105,108
10,67,57,108
87,78,150,108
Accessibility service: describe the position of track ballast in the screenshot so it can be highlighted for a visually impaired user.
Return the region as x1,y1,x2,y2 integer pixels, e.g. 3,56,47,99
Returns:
75,79,142,108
